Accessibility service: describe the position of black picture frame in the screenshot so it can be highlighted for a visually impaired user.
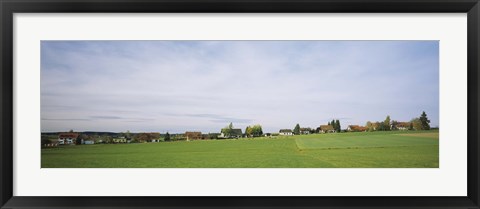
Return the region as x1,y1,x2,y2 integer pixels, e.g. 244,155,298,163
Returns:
1,0,479,208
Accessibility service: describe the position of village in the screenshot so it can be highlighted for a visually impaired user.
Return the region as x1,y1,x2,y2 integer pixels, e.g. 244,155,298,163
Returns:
41,112,433,147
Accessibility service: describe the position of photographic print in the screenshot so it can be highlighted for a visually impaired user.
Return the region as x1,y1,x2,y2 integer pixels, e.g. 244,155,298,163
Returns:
40,40,439,168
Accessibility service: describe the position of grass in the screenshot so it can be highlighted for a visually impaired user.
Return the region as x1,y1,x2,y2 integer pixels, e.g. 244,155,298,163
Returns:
41,130,439,168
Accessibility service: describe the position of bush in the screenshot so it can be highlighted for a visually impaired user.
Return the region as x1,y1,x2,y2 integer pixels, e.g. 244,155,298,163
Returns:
41,139,52,145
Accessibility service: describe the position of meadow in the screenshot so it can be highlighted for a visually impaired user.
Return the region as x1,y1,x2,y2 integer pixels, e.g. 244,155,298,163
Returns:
41,130,439,168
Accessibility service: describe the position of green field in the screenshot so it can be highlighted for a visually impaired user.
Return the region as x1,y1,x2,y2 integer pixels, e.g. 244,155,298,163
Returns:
41,130,439,168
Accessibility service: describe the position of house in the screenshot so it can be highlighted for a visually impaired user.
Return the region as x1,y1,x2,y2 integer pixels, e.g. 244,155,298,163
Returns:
58,132,80,145
347,125,367,132
396,122,411,130
300,127,312,135
318,125,335,133
172,134,186,141
231,129,243,138
219,129,243,138
113,136,127,143
279,129,293,136
185,131,202,140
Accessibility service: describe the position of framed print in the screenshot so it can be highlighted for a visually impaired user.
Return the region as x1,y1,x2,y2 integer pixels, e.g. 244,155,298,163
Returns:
1,0,479,209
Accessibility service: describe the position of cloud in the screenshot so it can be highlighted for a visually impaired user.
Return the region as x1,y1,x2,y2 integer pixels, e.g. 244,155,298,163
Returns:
90,116,123,119
41,41,439,132
185,114,252,124
42,118,91,121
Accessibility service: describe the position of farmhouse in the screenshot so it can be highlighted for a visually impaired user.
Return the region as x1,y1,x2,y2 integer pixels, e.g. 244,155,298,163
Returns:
185,131,202,140
300,127,312,135
219,129,243,138
396,122,411,130
231,129,243,138
318,125,335,133
279,129,293,136
347,125,367,132
113,136,127,143
58,132,80,145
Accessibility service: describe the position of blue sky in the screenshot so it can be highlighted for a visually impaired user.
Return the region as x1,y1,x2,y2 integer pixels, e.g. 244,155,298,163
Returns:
41,41,439,133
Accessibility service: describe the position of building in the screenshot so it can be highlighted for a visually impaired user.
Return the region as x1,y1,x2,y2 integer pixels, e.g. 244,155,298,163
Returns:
300,127,312,135
185,131,202,140
347,125,367,132
231,129,243,138
318,125,335,133
112,136,128,143
58,132,80,145
396,122,411,130
219,129,243,139
279,129,293,136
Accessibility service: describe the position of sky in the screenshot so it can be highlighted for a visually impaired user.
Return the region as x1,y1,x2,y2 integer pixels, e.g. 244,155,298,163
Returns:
41,41,439,133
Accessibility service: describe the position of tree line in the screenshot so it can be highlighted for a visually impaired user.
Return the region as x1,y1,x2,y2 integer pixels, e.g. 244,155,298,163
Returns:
42,111,433,146
365,111,431,131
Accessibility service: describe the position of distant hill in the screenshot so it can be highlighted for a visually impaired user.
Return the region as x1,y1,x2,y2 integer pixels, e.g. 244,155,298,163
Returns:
41,131,119,136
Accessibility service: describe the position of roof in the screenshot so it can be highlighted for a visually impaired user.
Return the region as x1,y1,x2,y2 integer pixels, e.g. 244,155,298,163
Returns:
185,131,202,137
397,122,411,127
319,125,334,130
348,125,366,131
185,131,202,135
231,129,243,135
279,129,293,133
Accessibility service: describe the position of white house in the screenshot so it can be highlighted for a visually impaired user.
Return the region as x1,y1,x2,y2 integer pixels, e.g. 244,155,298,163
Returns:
279,129,293,136
318,125,335,133
58,133,80,145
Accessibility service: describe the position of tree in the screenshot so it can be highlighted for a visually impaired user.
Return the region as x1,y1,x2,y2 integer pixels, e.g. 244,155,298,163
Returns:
293,124,300,135
391,120,398,130
245,126,253,137
378,121,385,131
41,138,52,146
331,120,336,131
366,121,374,132
165,132,171,142
335,119,341,132
104,135,113,144
419,111,431,130
373,122,381,131
411,118,423,130
221,122,234,137
251,124,263,137
208,133,219,139
124,130,131,139
384,115,391,131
